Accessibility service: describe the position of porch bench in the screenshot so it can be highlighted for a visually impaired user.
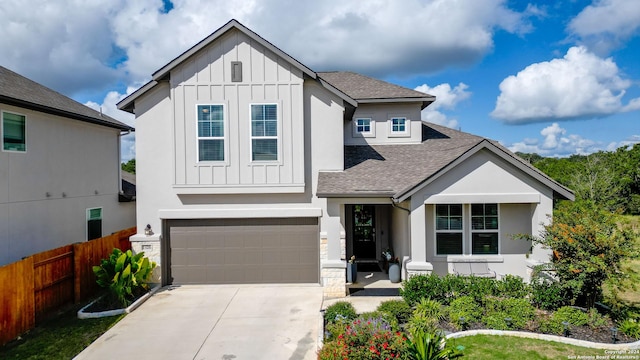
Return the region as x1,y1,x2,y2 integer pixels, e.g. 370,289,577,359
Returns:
452,262,496,278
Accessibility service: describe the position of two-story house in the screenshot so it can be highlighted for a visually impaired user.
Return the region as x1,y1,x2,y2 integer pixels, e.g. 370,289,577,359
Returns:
118,20,573,298
0,66,136,266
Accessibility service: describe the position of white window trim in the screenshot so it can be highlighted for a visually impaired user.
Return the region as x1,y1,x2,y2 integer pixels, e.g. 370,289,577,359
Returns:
352,117,375,138
195,103,228,164
86,207,103,241
470,203,500,255
388,116,410,138
433,203,501,257
434,204,464,256
249,102,281,163
2,110,27,153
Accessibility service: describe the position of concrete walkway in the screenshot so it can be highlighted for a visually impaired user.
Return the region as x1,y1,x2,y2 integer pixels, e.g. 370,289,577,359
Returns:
75,285,323,360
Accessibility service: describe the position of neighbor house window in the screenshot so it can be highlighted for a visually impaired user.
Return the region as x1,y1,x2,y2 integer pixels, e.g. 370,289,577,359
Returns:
197,105,225,161
471,204,499,255
2,111,26,152
87,208,102,241
436,204,463,255
251,104,278,161
355,118,371,133
391,117,407,133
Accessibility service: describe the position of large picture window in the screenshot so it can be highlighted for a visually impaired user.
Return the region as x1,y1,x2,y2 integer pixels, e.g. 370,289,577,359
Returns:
251,104,278,161
3,111,26,152
435,204,463,255
197,105,224,161
471,204,499,255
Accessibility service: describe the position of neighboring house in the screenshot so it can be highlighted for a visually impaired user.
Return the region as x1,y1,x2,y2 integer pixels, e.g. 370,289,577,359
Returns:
0,66,136,266
117,19,573,297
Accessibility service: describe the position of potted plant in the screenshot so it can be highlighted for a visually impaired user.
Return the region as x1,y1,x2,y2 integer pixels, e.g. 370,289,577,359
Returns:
346,255,357,283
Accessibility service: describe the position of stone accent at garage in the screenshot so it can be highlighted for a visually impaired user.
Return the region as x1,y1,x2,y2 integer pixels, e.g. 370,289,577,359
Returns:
130,234,162,282
321,264,346,298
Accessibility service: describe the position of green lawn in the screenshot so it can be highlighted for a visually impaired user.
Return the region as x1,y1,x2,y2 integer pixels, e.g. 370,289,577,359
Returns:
451,335,611,359
0,305,124,360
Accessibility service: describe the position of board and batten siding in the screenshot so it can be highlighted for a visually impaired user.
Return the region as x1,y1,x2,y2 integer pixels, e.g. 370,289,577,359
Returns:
170,29,305,194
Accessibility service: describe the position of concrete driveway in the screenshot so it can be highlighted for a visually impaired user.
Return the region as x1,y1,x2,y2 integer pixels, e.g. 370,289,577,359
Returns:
75,285,323,360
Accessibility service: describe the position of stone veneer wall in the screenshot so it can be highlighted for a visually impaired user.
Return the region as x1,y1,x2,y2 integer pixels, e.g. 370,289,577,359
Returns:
320,233,347,298
130,235,162,283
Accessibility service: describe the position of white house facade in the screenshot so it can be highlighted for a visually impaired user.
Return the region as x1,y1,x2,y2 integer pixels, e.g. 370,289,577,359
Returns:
0,66,136,266
118,20,573,298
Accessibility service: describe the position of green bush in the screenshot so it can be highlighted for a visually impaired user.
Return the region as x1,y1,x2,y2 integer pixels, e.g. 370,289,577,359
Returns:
377,299,412,324
553,306,589,326
406,298,444,334
406,328,464,360
497,275,529,298
538,315,565,335
530,278,569,311
619,318,640,339
447,296,481,330
481,297,535,330
93,248,156,307
324,301,357,324
400,274,445,306
318,316,409,359
466,276,498,302
586,308,610,329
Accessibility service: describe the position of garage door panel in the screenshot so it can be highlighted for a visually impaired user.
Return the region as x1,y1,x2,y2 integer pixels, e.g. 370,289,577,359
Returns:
168,218,318,284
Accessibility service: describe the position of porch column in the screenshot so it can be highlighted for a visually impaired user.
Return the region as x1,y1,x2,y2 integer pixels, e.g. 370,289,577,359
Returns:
320,199,346,298
405,198,433,276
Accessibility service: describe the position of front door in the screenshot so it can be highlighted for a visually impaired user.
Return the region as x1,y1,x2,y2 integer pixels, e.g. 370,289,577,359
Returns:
353,205,376,259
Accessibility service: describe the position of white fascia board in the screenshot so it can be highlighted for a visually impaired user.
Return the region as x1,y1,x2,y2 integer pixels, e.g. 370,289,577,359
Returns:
117,80,158,113
158,208,322,219
317,78,357,107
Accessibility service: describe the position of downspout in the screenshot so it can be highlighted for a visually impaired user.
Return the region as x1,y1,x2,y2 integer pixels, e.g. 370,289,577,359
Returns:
391,198,411,280
118,130,132,195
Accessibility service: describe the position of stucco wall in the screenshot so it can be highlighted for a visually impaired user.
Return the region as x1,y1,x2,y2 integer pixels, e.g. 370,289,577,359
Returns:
344,103,423,145
0,104,134,265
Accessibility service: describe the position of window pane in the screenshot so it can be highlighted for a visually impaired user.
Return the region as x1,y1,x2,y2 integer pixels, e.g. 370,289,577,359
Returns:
437,233,463,255
3,112,26,151
198,121,211,137
264,104,277,120
471,216,484,230
251,105,263,120
486,204,498,215
472,233,498,255
199,139,224,161
252,139,277,161
436,217,449,230
449,204,462,216
265,120,277,136
211,122,224,137
471,204,484,216
436,205,449,217
485,216,499,230
450,216,463,230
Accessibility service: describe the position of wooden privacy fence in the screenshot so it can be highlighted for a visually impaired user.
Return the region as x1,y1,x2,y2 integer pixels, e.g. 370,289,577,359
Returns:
0,227,135,346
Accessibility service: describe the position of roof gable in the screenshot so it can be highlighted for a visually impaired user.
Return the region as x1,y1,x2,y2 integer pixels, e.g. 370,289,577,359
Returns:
0,66,133,131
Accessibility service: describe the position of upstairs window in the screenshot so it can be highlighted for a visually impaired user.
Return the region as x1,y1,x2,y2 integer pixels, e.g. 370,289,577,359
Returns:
3,111,26,152
471,204,499,255
355,118,371,133
353,117,375,137
391,117,406,132
435,204,463,255
197,105,225,162
251,104,278,161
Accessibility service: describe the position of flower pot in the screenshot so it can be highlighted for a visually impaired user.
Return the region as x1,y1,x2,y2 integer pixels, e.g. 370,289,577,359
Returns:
388,263,401,283
347,263,357,283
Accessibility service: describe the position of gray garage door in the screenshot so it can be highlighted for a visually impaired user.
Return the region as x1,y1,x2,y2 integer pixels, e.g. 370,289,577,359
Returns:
167,218,319,284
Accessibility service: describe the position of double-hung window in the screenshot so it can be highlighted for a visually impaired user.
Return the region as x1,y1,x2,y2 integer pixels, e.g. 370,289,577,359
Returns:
435,204,463,255
3,111,26,152
251,104,278,161
471,204,499,254
197,105,224,162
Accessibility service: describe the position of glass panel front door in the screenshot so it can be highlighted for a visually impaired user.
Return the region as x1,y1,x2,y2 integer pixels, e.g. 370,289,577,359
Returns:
353,205,376,259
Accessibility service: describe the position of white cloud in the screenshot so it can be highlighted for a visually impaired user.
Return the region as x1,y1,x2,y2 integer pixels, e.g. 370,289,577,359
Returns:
568,0,640,54
491,46,640,124
415,83,471,129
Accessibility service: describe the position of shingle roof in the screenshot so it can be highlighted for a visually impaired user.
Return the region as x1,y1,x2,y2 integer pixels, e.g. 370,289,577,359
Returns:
317,122,483,197
317,71,434,105
0,66,133,131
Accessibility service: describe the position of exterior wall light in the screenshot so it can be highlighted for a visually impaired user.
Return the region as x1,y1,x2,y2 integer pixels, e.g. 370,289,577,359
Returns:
144,224,154,236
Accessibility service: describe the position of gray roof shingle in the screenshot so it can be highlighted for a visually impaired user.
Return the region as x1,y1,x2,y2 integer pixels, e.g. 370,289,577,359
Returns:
317,122,483,198
317,71,434,101
0,66,133,131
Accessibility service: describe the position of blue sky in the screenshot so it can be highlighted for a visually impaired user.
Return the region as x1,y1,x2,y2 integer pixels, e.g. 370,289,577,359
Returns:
0,0,638,161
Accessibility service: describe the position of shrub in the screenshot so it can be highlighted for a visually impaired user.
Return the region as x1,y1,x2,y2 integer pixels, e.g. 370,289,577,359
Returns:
358,311,400,331
553,306,589,326
400,274,445,306
466,276,498,302
586,308,610,329
93,248,156,307
497,275,529,298
377,299,412,324
447,296,481,330
538,315,565,335
406,298,444,334
317,317,409,359
324,301,357,324
481,297,535,330
530,277,569,311
619,318,640,339
406,328,464,360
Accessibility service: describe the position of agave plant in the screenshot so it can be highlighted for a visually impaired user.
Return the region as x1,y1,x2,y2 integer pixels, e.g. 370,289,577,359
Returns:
93,248,156,307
